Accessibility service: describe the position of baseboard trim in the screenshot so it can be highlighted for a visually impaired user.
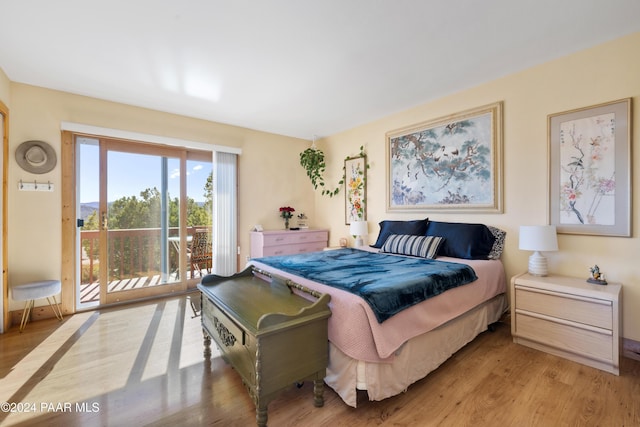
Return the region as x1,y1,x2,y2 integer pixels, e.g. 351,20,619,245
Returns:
622,338,640,361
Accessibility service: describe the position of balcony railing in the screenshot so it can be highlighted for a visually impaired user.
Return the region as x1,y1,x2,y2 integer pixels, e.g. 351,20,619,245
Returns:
80,226,204,304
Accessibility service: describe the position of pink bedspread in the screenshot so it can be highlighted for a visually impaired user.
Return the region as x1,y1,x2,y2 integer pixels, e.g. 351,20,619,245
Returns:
249,252,506,363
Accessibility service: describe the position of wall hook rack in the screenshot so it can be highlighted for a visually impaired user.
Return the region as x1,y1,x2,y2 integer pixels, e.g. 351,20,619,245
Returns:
18,179,55,192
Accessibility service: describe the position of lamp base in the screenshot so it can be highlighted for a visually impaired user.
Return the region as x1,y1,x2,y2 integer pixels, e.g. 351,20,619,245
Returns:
354,237,364,247
528,251,548,276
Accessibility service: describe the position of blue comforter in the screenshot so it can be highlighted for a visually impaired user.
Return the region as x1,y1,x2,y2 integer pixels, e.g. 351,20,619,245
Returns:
253,248,477,323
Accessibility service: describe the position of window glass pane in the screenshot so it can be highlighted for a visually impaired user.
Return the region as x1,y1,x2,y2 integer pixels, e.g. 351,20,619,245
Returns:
186,156,213,278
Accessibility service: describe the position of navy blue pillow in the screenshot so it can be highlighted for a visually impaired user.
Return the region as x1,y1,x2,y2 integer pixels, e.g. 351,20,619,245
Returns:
371,219,429,248
425,221,496,260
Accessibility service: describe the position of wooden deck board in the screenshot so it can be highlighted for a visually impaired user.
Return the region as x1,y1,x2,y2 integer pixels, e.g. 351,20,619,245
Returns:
79,273,184,304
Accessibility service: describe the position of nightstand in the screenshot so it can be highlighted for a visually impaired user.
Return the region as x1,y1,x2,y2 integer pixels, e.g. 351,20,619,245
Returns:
511,272,621,375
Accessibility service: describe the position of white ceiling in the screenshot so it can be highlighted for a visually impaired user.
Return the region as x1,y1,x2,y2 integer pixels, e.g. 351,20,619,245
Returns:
1,1,640,140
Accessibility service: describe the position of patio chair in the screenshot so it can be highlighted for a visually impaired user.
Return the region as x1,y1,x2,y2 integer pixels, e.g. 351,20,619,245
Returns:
188,292,202,318
189,228,212,278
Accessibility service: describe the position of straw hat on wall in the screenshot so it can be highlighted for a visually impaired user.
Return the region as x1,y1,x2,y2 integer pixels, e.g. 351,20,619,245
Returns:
15,140,57,174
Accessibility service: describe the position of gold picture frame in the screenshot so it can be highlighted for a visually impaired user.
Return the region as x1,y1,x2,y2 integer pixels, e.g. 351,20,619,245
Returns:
386,102,503,213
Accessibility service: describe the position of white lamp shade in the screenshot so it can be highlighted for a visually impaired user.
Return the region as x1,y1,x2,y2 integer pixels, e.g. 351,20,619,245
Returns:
350,220,368,247
519,225,558,276
350,220,368,237
519,225,558,252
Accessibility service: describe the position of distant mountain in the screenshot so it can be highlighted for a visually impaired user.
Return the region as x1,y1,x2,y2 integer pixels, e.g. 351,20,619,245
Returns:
80,202,99,220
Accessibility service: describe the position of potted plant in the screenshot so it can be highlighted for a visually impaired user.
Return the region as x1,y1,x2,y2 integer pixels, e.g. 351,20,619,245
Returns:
300,142,368,198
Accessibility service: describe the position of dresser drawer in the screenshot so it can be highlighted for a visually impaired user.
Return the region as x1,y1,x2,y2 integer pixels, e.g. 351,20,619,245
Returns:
515,286,612,329
515,312,613,362
262,231,327,247
262,242,327,256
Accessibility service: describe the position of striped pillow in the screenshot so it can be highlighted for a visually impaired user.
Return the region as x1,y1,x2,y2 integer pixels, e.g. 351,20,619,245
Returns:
381,234,444,259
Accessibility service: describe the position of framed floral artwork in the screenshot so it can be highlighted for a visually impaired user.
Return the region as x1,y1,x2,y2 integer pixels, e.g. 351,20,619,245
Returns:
344,155,366,224
549,98,631,236
386,102,503,212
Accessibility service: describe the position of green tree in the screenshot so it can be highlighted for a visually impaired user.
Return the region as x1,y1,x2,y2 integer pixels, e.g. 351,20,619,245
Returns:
81,177,213,280
83,184,213,232
204,172,213,215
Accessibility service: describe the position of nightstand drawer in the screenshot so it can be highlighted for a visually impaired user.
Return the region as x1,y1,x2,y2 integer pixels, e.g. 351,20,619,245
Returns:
515,286,612,329
515,312,613,361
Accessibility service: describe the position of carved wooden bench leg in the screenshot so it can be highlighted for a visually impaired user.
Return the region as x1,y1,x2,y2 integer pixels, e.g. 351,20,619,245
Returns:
203,329,212,359
313,378,325,407
256,404,268,427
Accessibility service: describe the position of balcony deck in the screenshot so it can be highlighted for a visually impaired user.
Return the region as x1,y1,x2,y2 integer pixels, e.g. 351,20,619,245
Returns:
80,226,211,304
79,271,207,304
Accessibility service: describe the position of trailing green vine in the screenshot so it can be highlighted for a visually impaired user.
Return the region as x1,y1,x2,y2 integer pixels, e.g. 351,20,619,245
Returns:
299,146,329,194
299,144,369,198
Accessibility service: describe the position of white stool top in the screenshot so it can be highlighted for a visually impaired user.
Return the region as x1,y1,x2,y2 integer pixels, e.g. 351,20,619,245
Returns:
12,280,61,301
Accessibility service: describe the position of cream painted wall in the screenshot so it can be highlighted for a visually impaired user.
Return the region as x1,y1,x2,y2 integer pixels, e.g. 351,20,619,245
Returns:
5,83,315,311
314,32,640,342
0,68,10,102
3,33,639,341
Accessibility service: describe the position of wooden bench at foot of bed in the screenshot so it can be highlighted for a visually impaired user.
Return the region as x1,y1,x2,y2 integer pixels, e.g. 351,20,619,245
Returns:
198,267,332,427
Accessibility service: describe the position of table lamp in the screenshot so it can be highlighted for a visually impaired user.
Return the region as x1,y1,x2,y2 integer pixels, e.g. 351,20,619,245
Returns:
519,225,558,276
350,220,368,247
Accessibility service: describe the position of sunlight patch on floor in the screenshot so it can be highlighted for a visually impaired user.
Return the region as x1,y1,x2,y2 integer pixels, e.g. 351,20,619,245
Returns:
1,297,218,426
0,311,95,403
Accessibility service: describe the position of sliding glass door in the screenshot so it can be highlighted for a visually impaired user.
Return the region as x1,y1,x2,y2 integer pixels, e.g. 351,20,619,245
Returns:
102,141,182,304
77,137,212,308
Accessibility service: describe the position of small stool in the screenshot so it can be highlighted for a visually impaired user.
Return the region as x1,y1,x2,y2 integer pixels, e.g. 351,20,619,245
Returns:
11,280,64,332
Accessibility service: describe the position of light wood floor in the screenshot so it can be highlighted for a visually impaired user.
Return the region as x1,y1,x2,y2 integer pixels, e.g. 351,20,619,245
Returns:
1,294,638,427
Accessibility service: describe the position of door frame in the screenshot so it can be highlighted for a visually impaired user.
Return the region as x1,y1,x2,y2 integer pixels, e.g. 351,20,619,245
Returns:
1,100,8,331
61,131,212,313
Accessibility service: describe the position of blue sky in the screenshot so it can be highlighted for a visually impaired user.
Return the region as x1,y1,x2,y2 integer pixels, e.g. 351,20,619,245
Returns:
79,143,212,203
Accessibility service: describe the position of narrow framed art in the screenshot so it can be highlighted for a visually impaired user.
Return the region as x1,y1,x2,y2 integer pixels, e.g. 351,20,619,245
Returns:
344,154,367,225
386,102,503,213
549,98,631,236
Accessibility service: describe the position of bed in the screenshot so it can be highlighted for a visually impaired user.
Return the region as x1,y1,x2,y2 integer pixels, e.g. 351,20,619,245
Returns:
248,219,508,407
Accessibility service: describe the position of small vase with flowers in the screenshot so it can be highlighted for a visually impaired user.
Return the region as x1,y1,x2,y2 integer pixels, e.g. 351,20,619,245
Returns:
279,206,295,230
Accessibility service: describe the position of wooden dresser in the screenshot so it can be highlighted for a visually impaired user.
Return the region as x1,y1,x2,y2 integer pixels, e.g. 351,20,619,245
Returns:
250,229,329,258
511,272,621,375
198,267,331,427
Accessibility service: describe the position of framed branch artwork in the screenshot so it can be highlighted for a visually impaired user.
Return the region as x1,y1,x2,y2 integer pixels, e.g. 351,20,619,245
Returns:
386,102,503,212
344,155,367,224
549,98,631,236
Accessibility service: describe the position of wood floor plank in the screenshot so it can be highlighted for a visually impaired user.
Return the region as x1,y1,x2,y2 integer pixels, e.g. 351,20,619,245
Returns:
1,294,638,426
